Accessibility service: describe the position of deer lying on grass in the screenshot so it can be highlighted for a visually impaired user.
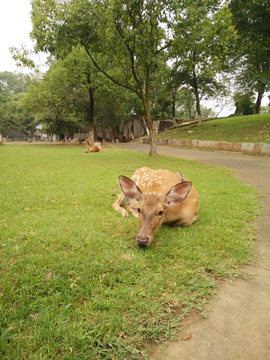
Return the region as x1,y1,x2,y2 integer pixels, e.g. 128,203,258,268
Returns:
112,167,198,247
84,139,101,153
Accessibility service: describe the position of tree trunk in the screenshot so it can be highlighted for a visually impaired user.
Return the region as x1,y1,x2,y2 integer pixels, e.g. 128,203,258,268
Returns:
51,118,58,142
188,105,192,120
94,127,98,142
101,128,106,142
144,66,157,156
172,91,176,124
87,74,95,146
145,112,157,156
109,125,115,143
194,80,202,125
111,124,118,141
254,83,265,114
193,52,202,125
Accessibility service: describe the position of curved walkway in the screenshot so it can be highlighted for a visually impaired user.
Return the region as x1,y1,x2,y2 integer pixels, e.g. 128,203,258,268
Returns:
116,141,270,360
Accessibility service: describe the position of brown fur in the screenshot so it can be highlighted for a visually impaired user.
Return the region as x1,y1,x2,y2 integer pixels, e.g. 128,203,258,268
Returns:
112,167,198,247
85,139,100,153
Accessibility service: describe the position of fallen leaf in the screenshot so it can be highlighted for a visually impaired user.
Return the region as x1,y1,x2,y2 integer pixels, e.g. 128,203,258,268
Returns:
45,271,53,281
30,314,39,321
7,325,17,332
182,333,192,341
70,276,81,288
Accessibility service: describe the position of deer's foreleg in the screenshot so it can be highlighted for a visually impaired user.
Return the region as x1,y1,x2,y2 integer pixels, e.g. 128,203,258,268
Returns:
112,193,129,218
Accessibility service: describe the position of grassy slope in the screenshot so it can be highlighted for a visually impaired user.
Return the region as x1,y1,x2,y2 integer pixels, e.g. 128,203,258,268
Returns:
0,145,260,359
157,114,270,144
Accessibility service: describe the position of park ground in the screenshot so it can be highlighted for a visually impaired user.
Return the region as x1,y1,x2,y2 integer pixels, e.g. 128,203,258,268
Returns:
116,141,270,359
1,139,270,359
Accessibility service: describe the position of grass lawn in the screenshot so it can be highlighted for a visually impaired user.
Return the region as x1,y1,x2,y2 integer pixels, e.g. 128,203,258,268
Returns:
0,145,260,359
157,114,270,144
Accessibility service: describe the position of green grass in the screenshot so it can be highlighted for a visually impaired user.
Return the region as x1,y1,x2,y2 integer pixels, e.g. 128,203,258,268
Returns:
157,114,270,144
0,145,260,359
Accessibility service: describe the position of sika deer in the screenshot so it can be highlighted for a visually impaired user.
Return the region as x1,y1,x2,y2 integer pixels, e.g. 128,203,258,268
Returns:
84,139,101,153
112,167,198,247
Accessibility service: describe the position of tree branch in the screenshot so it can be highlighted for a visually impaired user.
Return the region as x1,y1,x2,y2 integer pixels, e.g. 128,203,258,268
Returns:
80,41,141,97
114,22,144,95
155,40,173,55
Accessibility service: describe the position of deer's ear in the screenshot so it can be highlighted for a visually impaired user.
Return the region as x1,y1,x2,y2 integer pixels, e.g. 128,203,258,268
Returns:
118,175,143,202
164,181,192,206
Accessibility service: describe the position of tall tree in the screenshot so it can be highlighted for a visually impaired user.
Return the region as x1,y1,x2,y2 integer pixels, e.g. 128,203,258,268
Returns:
61,48,107,145
21,63,78,141
229,0,270,113
30,0,180,155
0,72,34,136
171,3,236,124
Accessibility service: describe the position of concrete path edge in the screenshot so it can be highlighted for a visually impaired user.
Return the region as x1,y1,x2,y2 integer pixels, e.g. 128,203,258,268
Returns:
139,137,270,155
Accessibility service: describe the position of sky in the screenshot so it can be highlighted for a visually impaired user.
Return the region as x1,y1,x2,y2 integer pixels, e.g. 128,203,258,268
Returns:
0,0,45,72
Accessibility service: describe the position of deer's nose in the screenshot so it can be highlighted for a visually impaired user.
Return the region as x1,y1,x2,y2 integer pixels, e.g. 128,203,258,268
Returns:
137,237,149,247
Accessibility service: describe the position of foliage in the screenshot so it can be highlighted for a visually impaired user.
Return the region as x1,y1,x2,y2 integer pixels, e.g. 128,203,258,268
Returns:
229,0,270,47
0,96,32,137
94,84,135,131
175,88,215,120
0,72,35,136
229,0,270,113
21,62,82,139
30,0,180,154
170,2,236,123
10,0,270,144
9,0,238,150
0,145,260,359
175,87,196,119
0,72,28,96
19,50,143,139
233,92,255,116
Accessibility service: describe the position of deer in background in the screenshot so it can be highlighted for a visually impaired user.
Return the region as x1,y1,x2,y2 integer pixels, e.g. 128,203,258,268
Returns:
112,167,198,247
84,139,101,153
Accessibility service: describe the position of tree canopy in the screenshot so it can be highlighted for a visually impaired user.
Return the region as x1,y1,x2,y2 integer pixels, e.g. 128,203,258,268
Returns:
0,72,34,136
229,0,270,113
4,0,269,149
31,0,179,154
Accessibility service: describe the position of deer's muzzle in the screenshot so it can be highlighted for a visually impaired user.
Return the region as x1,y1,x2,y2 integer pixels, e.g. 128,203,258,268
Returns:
136,236,149,247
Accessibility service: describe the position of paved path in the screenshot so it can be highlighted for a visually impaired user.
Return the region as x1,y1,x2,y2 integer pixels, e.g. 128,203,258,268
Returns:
115,141,270,360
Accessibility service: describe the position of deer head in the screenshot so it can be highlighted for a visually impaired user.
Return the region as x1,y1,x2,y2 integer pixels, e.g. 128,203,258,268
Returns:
118,175,192,247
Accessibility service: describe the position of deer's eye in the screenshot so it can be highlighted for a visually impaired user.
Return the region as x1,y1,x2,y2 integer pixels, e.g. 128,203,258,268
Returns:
158,211,164,216
137,208,140,213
